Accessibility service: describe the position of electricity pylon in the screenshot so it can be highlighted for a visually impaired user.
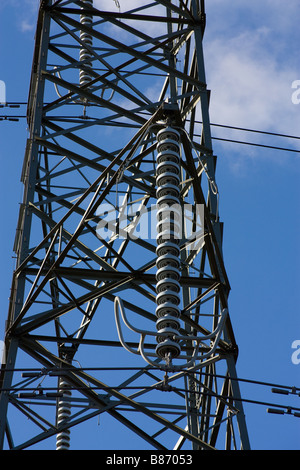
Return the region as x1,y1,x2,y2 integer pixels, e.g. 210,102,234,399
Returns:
0,0,250,450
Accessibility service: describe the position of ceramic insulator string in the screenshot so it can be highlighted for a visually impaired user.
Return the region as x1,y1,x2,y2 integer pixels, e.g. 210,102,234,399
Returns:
56,377,71,450
79,0,93,88
155,126,182,363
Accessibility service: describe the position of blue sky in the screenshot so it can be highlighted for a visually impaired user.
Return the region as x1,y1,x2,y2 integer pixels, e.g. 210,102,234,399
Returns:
0,0,299,450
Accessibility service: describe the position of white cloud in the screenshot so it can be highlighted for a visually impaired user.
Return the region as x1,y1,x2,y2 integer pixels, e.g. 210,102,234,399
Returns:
205,31,298,134
11,0,39,34
94,0,165,38
95,0,163,14
19,0,297,166
200,0,300,169
92,1,299,138
20,19,35,32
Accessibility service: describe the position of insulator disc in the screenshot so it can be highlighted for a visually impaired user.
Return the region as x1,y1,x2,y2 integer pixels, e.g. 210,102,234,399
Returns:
156,160,180,176
156,315,180,331
156,253,180,269
156,171,180,188
157,127,180,143
80,33,93,43
156,204,181,222
156,149,180,165
156,220,181,239
156,326,180,340
156,207,181,222
157,193,180,204
156,289,180,306
156,266,180,283
156,241,180,258
156,278,180,294
156,184,180,199
156,302,181,319
156,221,181,238
157,142,180,156
155,340,181,359
156,232,180,246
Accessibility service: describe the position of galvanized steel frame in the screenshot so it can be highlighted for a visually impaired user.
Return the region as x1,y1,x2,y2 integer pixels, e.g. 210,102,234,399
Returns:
0,0,250,450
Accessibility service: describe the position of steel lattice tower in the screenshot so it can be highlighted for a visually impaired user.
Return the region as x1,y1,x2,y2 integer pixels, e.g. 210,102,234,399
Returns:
0,0,250,450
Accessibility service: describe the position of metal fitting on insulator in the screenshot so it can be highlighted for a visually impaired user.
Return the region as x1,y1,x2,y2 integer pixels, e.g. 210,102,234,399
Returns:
155,125,182,364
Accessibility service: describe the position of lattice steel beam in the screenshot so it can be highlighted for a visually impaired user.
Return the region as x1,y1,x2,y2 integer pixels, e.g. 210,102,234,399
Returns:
0,0,250,450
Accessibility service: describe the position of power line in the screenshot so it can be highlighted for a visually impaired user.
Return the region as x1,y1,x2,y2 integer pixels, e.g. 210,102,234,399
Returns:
1,110,299,154
210,122,300,141
211,136,300,154
3,383,300,418
1,365,299,393
1,101,300,140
